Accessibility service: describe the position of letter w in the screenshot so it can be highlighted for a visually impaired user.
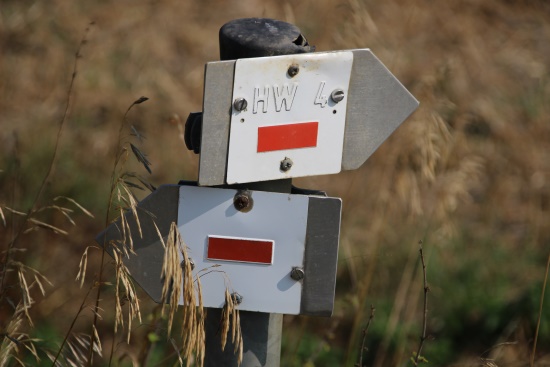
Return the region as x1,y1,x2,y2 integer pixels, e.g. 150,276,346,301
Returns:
273,83,298,112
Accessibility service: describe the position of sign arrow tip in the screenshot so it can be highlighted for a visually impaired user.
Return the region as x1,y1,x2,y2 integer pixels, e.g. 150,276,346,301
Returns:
342,49,419,171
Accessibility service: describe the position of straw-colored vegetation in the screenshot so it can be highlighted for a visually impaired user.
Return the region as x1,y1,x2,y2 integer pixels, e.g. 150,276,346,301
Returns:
1,0,549,366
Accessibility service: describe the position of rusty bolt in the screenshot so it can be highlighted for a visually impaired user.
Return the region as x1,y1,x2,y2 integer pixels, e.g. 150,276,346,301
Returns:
234,190,253,212
290,267,304,281
233,98,248,111
287,65,299,77
280,157,293,172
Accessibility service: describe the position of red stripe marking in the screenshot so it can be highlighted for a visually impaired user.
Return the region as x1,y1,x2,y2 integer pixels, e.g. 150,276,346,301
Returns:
207,236,274,264
257,122,318,153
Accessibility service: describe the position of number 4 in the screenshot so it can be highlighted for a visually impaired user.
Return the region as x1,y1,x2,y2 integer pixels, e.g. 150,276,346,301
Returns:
314,81,328,108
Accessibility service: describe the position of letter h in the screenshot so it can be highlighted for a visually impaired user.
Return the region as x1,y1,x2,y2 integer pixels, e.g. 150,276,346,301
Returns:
253,86,270,114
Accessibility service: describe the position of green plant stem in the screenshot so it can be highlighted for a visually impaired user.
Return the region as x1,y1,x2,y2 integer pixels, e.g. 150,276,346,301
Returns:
530,251,550,367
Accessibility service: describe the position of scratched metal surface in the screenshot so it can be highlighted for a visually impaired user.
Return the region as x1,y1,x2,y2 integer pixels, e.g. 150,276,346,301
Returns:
95,184,180,302
301,195,342,316
197,49,419,185
198,60,235,186
226,51,353,184
342,49,419,170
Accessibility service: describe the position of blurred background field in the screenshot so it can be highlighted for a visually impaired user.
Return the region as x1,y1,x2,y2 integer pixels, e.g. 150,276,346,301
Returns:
1,0,550,366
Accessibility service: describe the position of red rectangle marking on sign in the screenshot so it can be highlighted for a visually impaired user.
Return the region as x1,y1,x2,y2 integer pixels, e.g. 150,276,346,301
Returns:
257,122,318,153
207,236,274,264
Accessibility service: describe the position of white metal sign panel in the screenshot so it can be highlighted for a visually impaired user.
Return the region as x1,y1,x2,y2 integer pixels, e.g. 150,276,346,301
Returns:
226,51,353,184
177,185,309,314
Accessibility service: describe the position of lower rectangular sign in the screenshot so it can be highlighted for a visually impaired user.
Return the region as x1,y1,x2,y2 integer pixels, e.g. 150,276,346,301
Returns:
177,185,342,315
178,186,308,314
207,235,274,264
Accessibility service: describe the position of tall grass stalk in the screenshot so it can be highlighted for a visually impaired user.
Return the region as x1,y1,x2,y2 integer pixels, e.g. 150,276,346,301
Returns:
530,252,550,367
0,22,93,308
0,22,94,367
87,95,149,366
356,305,375,367
50,286,94,366
412,243,429,365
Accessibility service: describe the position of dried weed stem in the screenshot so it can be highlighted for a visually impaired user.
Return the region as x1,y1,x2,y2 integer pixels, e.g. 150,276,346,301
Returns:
413,242,429,366
0,22,94,367
51,286,94,366
86,95,149,366
160,223,206,366
0,22,93,307
0,303,41,366
27,22,93,219
221,289,243,365
112,248,142,342
530,251,550,367
356,305,375,367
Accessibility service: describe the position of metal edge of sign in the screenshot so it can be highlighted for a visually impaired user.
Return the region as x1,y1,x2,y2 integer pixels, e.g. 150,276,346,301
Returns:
95,184,180,302
198,60,236,186
300,195,342,316
342,49,420,171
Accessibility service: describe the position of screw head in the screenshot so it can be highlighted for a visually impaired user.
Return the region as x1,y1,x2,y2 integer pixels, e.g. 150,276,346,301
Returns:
181,258,195,271
231,292,243,305
235,195,249,210
287,65,299,77
290,267,304,281
280,157,293,172
234,190,253,212
331,89,345,103
233,98,248,111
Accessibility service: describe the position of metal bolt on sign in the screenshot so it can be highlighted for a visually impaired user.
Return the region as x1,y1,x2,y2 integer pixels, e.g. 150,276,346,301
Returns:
290,267,305,281
231,292,243,305
287,65,299,77
280,157,293,172
96,17,418,367
234,190,253,212
233,97,248,112
331,89,345,103
181,258,195,270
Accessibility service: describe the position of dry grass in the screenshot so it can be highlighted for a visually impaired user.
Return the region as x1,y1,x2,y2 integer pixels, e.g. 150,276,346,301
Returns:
159,222,206,366
221,289,243,365
1,0,549,365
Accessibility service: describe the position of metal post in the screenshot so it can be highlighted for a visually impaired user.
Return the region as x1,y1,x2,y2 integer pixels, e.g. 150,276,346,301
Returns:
200,18,314,367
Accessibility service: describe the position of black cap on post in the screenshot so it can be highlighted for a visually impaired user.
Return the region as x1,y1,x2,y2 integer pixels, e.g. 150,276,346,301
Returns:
219,18,314,61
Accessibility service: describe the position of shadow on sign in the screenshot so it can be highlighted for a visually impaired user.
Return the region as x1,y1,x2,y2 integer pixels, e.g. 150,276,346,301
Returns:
276,272,297,292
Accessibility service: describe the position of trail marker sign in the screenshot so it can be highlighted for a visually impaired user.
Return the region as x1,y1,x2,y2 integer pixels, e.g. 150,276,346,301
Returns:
198,48,419,186
96,17,420,367
97,184,342,316
227,51,353,184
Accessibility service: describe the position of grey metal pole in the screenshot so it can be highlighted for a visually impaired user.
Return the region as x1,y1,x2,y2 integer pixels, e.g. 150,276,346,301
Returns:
199,18,314,367
204,310,283,366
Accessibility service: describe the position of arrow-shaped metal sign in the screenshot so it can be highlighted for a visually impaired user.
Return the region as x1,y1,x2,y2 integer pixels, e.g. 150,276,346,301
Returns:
96,183,341,316
198,48,419,186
